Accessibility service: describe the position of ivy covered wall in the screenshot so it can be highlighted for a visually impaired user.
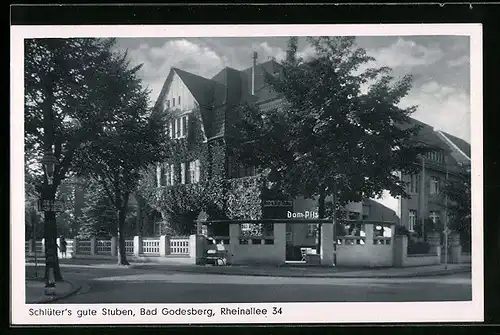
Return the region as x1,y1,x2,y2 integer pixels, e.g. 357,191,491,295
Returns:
225,174,265,220
140,104,268,236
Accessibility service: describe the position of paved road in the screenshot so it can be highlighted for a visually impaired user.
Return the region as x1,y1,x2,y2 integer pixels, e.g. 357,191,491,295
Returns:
28,264,472,304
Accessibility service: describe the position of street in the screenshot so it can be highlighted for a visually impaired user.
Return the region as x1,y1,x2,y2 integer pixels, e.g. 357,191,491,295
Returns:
27,264,472,303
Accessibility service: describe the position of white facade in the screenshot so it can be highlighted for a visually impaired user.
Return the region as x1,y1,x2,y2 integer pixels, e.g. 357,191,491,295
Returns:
162,71,197,113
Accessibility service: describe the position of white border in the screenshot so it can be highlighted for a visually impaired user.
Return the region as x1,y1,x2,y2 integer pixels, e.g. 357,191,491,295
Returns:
10,24,483,325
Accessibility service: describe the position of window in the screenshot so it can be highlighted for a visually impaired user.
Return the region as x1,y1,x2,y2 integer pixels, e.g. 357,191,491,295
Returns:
429,211,440,224
170,164,175,186
426,150,444,163
173,97,175,107
189,161,195,183
430,176,440,195
408,210,417,232
188,160,200,183
307,224,317,237
156,164,162,187
194,160,200,183
176,118,181,138
178,96,181,106
181,115,188,137
348,212,360,220
169,115,189,139
164,164,173,186
408,174,419,193
181,163,186,184
166,100,170,108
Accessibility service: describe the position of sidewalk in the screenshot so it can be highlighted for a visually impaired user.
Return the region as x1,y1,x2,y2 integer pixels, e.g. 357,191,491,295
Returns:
26,259,472,279
25,270,82,304
130,262,472,278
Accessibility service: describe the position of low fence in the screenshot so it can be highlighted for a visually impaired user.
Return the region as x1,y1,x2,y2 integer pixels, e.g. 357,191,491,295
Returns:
394,233,463,267
25,235,192,259
170,237,190,255
333,223,395,267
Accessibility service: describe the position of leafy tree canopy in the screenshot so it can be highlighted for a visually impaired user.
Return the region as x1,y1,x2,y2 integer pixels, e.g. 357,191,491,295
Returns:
231,36,429,213
72,45,170,264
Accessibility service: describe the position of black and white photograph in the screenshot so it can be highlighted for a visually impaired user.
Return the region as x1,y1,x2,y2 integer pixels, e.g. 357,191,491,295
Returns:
11,24,483,324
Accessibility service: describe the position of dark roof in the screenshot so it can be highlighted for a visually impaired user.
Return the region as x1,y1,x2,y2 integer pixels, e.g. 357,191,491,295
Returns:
173,67,219,107
440,131,471,159
363,199,399,224
397,117,450,152
159,62,467,167
241,60,282,103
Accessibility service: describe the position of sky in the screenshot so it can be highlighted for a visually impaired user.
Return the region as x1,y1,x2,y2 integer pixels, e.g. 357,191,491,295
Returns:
115,35,471,142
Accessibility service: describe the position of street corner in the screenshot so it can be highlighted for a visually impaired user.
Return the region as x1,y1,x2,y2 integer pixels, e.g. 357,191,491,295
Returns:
25,278,82,304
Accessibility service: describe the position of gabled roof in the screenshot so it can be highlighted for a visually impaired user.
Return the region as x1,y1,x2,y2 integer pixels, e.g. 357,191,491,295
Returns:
173,67,220,108
437,130,471,160
396,117,451,152
154,61,469,168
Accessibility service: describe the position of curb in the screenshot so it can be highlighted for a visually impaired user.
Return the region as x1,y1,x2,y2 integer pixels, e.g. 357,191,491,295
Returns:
28,279,82,304
135,265,472,279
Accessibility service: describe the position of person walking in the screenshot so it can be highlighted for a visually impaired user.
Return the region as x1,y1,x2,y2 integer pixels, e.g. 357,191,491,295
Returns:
58,236,67,259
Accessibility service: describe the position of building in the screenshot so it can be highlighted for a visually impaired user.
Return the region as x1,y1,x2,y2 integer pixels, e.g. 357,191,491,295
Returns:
152,54,471,257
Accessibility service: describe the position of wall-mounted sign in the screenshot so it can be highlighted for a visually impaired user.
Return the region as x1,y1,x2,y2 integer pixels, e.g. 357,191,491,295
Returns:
37,200,65,212
263,200,293,208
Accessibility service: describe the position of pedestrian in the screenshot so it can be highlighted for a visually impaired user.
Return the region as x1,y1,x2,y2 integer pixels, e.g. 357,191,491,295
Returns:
58,236,67,259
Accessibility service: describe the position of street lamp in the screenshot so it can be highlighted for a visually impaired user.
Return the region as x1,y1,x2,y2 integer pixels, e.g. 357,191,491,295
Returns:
41,149,57,295
42,150,57,185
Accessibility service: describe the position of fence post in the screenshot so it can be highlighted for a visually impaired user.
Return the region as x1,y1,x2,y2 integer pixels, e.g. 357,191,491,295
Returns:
159,235,170,257
448,232,462,263
110,236,117,257
189,234,205,265
133,236,142,256
56,237,61,259
90,236,96,255
274,222,287,264
27,239,33,255
365,223,374,245
228,223,239,263
393,235,407,267
73,238,78,257
320,222,334,266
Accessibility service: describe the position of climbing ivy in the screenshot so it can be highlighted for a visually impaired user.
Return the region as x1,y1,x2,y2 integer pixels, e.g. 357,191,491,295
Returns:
225,175,265,220
136,105,267,236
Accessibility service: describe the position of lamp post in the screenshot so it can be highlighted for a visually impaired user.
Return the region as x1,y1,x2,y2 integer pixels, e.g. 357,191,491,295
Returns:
42,149,57,295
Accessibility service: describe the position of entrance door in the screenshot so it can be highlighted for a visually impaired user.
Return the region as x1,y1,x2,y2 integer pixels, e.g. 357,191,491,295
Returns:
285,223,301,261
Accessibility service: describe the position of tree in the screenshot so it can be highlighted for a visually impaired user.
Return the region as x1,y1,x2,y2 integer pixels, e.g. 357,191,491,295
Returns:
79,180,117,238
25,38,117,281
74,49,169,265
231,36,429,252
444,164,471,250
25,153,43,242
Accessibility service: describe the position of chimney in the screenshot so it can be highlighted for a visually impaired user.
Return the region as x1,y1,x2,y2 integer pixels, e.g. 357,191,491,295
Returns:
251,51,258,95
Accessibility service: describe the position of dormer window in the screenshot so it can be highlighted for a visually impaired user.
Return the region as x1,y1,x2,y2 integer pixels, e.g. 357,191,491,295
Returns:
425,150,444,163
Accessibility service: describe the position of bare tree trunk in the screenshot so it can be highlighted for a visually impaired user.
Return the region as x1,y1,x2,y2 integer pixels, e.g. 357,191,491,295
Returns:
44,210,63,282
117,209,129,265
316,186,326,254
42,71,63,282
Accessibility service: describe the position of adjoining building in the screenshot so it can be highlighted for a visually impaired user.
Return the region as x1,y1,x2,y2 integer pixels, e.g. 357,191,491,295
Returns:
152,53,471,261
